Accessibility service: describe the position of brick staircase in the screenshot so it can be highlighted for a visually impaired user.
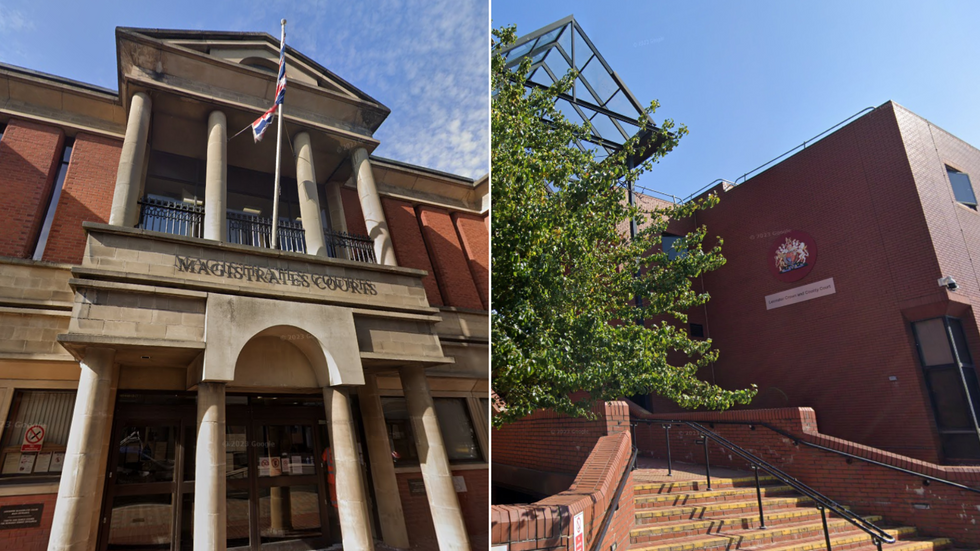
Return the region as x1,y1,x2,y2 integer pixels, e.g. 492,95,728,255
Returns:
628,471,972,551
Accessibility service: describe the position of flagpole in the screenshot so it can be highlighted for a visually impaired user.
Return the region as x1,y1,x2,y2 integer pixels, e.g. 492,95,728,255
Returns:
270,18,286,250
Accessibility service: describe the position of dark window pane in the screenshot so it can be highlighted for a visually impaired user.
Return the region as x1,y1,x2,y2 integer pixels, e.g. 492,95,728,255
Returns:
0,390,76,479
115,425,176,484
433,398,482,463
914,318,955,366
948,318,974,365
948,167,977,208
227,487,251,548
258,485,322,543
381,397,418,467
926,367,974,429
941,432,980,460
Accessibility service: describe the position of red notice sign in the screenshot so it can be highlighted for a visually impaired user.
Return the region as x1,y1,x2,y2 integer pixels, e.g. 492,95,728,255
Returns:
573,512,584,551
21,425,45,453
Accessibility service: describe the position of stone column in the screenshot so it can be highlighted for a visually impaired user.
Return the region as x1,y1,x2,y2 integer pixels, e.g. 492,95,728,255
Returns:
326,180,348,234
400,366,470,551
350,148,397,266
294,132,328,256
48,347,117,551
323,386,374,551
204,111,228,242
194,382,227,551
357,375,410,548
109,92,152,228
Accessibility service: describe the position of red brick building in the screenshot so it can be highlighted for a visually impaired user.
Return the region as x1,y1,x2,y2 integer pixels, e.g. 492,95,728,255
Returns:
0,26,487,551
665,101,980,465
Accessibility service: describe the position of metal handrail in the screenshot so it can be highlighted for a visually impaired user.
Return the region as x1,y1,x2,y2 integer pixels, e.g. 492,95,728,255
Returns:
588,446,637,551
699,419,980,495
635,418,896,550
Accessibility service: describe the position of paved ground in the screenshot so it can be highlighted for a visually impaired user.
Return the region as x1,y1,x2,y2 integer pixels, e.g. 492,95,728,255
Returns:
633,456,756,484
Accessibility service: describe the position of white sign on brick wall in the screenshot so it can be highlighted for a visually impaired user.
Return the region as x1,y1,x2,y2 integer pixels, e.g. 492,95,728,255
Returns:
765,278,836,310
573,512,584,551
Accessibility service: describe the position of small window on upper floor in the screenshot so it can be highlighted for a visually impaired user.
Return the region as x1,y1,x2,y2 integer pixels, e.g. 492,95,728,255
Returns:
947,166,977,210
662,234,686,261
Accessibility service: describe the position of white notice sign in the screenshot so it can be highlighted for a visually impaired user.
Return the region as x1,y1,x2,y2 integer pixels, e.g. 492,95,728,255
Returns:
573,512,584,551
765,277,836,310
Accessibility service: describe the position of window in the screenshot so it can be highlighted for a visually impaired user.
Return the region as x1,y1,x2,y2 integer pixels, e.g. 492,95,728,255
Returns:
32,138,73,260
947,166,977,210
0,390,76,479
0,122,6,142
662,234,685,261
381,396,486,467
912,317,980,459
690,323,705,338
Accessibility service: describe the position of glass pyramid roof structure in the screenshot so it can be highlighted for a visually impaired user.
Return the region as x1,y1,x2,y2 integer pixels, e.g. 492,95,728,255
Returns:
501,15,655,162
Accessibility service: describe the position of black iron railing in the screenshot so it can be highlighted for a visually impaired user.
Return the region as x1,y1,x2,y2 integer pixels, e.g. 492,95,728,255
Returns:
700,420,980,496
634,418,896,551
138,197,204,238
226,211,307,254
137,197,377,263
325,230,376,263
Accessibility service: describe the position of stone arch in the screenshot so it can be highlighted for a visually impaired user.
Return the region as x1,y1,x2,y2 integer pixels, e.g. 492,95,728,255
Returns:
201,294,363,386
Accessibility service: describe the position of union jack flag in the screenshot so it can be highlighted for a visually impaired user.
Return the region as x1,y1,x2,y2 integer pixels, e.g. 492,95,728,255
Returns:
251,36,287,142
251,104,277,142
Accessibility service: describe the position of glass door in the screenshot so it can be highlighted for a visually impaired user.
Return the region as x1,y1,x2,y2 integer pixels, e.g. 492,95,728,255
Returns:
98,404,195,551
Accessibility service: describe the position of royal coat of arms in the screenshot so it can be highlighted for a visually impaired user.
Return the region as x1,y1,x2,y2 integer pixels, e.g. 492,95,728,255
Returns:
774,237,809,273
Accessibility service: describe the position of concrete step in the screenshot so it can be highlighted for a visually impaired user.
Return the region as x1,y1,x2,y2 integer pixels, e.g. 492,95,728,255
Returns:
628,516,896,551
748,529,947,551
629,508,868,542
633,475,778,495
634,484,796,509
635,495,815,524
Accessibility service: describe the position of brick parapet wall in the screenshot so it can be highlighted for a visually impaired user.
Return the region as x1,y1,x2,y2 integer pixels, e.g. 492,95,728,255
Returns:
451,212,489,310
417,206,483,310
491,431,634,551
493,401,628,475
0,119,64,259
381,197,444,306
0,493,58,551
631,405,980,546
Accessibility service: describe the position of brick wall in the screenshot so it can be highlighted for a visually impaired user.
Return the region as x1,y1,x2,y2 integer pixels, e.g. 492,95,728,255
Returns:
0,119,65,259
417,206,483,310
632,406,980,547
491,431,634,551
0,493,58,550
452,212,489,310
493,400,630,476
381,197,443,306
685,102,951,462
41,133,122,264
395,468,488,551
341,187,369,236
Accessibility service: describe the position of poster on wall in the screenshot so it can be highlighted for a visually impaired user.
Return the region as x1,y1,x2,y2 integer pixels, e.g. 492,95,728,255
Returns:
573,512,584,551
34,452,52,473
50,452,65,472
1,454,20,475
17,454,35,474
769,231,817,283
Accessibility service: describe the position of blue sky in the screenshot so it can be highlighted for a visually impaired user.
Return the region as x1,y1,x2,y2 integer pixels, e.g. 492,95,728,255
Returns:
493,1,980,200
0,0,489,179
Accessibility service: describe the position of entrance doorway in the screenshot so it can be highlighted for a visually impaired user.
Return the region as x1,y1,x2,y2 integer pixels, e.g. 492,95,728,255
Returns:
98,393,346,551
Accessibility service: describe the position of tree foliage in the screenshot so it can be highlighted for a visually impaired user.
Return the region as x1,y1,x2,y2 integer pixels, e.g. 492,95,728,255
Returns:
491,26,756,427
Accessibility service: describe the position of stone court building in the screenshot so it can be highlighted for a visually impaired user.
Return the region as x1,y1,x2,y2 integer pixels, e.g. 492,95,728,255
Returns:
0,28,488,551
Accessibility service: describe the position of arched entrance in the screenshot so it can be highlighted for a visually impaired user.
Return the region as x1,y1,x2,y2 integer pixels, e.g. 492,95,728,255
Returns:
96,325,366,551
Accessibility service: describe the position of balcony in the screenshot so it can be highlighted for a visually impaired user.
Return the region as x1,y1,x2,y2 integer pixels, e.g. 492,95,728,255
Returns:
137,196,376,263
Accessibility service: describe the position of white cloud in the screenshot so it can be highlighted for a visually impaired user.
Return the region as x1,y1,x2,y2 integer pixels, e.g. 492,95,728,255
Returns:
0,3,33,33
235,0,489,179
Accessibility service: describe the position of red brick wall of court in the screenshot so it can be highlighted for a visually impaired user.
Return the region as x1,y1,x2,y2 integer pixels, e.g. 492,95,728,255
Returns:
632,406,980,547
492,400,630,475
41,133,122,264
395,468,488,551
381,197,444,306
417,206,483,310
0,493,58,550
0,119,64,260
452,212,489,310
678,101,980,463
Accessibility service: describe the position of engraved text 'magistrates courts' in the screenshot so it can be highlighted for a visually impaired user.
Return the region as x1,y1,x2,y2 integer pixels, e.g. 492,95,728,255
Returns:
174,255,379,295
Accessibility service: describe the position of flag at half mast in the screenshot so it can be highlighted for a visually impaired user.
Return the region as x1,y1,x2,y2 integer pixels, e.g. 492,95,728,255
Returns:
251,28,287,142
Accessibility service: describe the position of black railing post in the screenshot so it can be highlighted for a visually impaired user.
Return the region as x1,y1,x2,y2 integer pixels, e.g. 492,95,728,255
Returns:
697,434,712,490
819,506,832,551
662,424,673,476
752,465,766,529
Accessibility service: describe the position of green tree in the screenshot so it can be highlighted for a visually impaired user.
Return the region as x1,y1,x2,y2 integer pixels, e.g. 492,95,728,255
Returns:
491,26,756,427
